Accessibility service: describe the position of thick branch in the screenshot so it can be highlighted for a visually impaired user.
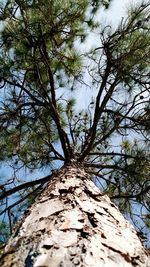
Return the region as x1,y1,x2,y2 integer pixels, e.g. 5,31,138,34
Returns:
38,31,56,107
80,78,119,161
0,174,54,201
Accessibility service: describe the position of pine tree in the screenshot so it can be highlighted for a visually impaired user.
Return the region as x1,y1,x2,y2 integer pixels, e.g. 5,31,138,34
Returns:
0,0,150,266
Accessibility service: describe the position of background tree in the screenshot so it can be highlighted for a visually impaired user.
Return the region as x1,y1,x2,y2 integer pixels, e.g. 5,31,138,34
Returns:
0,0,149,261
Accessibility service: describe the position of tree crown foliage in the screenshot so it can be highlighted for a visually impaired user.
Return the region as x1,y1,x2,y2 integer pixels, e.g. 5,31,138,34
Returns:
0,0,150,246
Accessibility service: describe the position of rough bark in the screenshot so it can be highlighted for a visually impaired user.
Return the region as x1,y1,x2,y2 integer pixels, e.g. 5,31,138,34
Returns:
0,163,149,267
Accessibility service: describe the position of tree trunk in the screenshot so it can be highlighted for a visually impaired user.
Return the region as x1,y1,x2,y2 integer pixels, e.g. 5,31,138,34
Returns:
0,163,149,267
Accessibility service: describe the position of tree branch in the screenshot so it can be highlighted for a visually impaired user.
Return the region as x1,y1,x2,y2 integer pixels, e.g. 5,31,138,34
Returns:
89,152,144,159
0,174,54,201
80,78,119,160
0,184,43,216
84,163,124,171
111,185,150,200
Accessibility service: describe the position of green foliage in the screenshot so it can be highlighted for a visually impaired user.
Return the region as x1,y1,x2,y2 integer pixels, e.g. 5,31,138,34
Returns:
145,214,150,228
99,3,150,84
0,0,109,166
0,222,10,246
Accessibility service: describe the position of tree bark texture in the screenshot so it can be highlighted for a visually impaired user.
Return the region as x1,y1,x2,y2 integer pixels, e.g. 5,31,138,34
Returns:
0,163,149,267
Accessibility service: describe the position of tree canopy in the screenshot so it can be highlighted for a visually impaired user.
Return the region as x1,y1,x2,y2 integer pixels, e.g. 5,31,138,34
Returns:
0,0,150,246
